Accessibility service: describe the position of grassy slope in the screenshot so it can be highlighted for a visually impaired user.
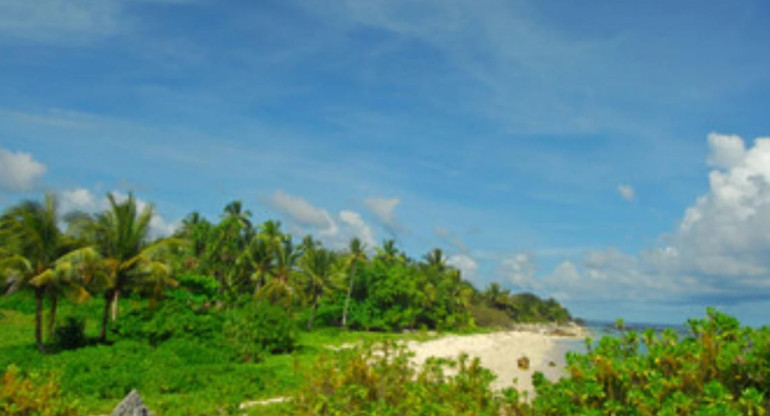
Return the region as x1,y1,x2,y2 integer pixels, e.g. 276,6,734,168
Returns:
0,298,439,415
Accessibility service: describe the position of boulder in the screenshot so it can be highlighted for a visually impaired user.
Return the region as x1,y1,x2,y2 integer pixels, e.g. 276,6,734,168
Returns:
112,389,153,416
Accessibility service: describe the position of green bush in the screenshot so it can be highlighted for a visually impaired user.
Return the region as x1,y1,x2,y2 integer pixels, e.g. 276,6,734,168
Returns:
286,310,770,416
111,299,223,346
521,308,770,415
0,365,81,416
223,301,297,362
54,316,87,350
289,341,511,416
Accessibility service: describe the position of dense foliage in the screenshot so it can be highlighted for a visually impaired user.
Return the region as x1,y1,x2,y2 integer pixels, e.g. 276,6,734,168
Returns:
0,365,80,416
290,342,512,416
0,193,575,414
290,309,770,416
524,308,770,415
1,193,569,347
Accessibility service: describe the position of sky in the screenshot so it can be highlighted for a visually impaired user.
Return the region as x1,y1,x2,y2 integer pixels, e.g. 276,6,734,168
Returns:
1,0,770,325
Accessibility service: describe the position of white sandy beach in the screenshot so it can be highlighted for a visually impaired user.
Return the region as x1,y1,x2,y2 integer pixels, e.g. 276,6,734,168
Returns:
407,326,586,397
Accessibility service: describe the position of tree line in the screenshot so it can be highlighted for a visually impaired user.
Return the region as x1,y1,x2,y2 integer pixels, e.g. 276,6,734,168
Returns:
0,192,572,352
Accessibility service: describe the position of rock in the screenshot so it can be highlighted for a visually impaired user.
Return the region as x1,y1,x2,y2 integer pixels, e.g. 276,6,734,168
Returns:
112,389,153,416
517,356,530,370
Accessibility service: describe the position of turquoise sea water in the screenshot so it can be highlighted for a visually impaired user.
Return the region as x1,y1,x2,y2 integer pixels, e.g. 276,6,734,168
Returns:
555,319,690,359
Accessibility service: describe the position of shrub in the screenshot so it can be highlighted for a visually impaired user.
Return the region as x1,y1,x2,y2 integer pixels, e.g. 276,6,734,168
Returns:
470,304,513,328
223,301,297,362
521,308,770,415
112,299,223,346
0,365,80,416
54,316,87,350
289,341,511,416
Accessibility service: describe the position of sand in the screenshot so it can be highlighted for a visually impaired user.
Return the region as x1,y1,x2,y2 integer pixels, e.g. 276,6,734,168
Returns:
406,327,586,397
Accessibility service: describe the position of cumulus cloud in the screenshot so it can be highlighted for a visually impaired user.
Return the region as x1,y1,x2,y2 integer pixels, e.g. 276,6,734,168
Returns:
270,190,333,229
60,188,180,238
707,132,746,169
364,197,401,233
268,190,377,250
0,147,47,192
447,254,478,280
618,184,635,201
543,133,770,305
339,210,377,249
60,187,99,212
499,253,538,291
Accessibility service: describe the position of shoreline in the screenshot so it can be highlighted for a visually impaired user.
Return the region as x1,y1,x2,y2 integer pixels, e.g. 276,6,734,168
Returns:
406,324,587,397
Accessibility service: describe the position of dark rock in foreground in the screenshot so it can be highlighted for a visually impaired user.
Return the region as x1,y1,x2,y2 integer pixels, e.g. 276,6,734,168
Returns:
112,389,153,416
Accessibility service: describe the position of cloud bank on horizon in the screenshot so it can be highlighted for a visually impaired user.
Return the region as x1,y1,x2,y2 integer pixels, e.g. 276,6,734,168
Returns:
1,0,770,324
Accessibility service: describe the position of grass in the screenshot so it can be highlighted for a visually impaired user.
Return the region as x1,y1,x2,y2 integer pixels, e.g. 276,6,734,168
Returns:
0,296,447,415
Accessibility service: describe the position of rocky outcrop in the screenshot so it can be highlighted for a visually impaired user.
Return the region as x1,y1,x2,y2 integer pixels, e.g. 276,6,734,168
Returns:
111,389,153,416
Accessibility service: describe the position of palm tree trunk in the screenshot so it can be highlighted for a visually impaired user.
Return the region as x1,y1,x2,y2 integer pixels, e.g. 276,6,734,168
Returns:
307,292,318,330
100,289,113,342
47,292,58,342
34,287,45,353
342,264,356,328
110,289,119,321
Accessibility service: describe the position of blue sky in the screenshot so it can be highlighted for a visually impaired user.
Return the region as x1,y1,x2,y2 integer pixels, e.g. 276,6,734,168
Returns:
1,0,770,325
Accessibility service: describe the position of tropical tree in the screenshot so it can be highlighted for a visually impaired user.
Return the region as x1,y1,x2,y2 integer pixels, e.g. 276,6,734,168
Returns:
423,248,446,271
0,194,82,351
342,238,367,328
258,236,302,306
235,235,274,296
83,193,178,341
299,246,341,329
377,239,400,264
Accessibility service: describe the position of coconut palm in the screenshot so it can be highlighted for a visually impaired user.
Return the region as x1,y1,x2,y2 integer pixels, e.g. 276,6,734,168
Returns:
84,192,179,342
258,236,302,306
236,235,275,296
423,248,446,271
342,238,367,328
0,194,81,351
300,247,341,329
377,239,399,264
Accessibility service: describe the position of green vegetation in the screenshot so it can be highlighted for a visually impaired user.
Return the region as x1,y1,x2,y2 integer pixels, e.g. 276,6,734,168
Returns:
1,193,768,415
286,309,770,415
0,193,569,414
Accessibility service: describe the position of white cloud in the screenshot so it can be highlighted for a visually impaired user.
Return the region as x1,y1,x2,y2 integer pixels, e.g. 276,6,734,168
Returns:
268,190,377,250
618,184,635,201
707,132,746,169
60,188,99,212
60,188,180,238
270,190,334,229
498,253,537,291
364,197,401,231
543,133,770,305
447,253,478,280
339,210,377,249
0,147,46,192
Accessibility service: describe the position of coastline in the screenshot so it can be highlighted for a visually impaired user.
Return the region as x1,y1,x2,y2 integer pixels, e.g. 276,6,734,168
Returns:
407,324,587,397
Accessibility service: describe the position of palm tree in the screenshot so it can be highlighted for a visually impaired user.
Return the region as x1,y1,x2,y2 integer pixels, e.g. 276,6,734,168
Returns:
423,248,446,271
377,239,399,264
0,194,78,352
236,235,274,296
300,247,341,329
86,193,178,342
342,238,367,328
178,211,212,259
258,236,301,306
